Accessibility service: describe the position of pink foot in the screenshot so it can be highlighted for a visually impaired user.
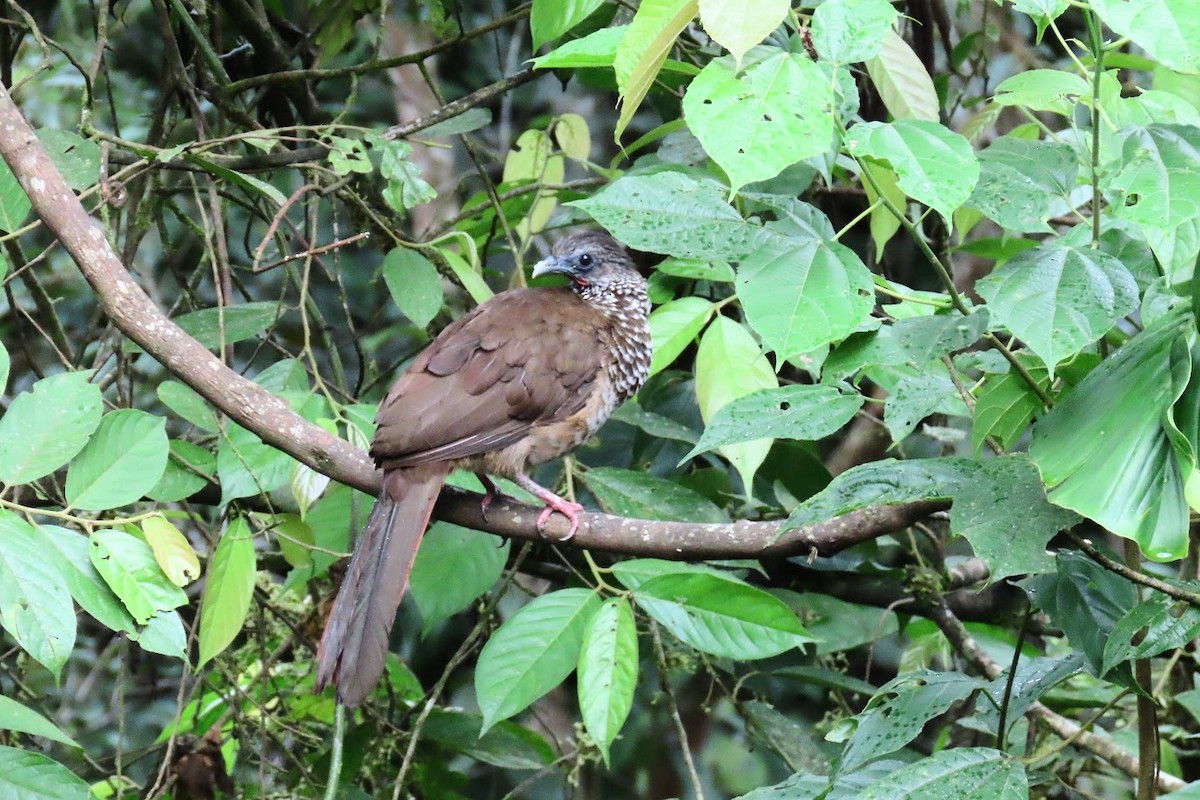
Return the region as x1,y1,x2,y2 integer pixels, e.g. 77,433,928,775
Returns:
514,473,584,541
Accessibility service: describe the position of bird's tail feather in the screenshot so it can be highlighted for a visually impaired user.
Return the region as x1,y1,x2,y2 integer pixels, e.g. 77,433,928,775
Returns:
315,464,448,706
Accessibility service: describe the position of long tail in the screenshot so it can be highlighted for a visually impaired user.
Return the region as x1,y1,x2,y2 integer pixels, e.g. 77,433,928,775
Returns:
315,464,448,706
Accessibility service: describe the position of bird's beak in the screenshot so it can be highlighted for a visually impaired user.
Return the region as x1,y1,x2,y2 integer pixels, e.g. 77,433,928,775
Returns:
532,255,572,279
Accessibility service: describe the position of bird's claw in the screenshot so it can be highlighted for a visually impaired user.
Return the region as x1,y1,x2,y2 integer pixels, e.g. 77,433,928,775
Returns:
536,499,584,542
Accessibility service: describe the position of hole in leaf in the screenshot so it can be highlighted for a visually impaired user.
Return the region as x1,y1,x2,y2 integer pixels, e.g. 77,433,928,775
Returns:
702,98,713,105
763,114,773,122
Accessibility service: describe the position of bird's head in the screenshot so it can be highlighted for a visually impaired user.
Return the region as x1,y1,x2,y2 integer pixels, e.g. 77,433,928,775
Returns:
531,230,642,294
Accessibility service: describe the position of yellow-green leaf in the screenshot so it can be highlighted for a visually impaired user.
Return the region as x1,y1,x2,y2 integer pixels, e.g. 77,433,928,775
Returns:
142,515,200,588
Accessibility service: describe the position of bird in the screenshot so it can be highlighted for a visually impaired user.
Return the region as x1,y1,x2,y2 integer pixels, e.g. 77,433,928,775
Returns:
315,230,652,706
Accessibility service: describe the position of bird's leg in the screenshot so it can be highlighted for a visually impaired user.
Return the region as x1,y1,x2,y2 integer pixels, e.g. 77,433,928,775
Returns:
513,473,585,541
476,472,509,520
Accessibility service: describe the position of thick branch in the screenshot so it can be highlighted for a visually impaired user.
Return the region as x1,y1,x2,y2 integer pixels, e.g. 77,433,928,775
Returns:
0,83,938,560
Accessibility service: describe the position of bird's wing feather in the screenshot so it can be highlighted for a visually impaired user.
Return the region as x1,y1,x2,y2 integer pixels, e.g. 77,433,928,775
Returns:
370,287,608,466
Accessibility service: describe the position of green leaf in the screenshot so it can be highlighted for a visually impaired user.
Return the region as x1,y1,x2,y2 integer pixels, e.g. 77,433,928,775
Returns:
0,370,101,485
381,248,444,328
892,310,990,365
855,747,1027,799
614,0,699,140
979,654,1084,741
65,410,169,511
841,671,984,770
423,709,554,769
531,25,627,69
569,172,764,259
0,746,90,800
198,518,257,666
217,421,295,503
609,402,699,444
655,257,735,282
883,373,964,441
633,572,814,658
788,593,899,655
971,360,1051,455
157,380,219,432
993,69,1091,115
0,158,31,232
1101,594,1200,676
531,0,604,49
785,457,976,529
476,588,601,731
38,128,100,191
951,456,1078,581
0,511,76,678
141,514,200,588
611,557,734,591
862,161,904,253
1021,550,1138,676
811,0,899,64
969,137,1078,233
148,440,215,503
845,120,980,225
648,296,715,377
1030,312,1193,561
378,139,437,214
1107,125,1200,275
184,154,287,205
694,317,778,493
583,466,728,522
124,301,281,353
684,50,836,192
577,597,638,766
439,248,494,305
697,0,787,65
685,384,862,460
976,243,1138,376
864,29,939,122
0,695,81,748
1091,0,1200,74
90,528,188,625
38,524,136,635
736,222,875,361
409,522,509,636
130,610,187,659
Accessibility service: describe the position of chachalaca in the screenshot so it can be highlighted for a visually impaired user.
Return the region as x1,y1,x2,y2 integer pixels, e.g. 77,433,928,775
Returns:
315,230,651,706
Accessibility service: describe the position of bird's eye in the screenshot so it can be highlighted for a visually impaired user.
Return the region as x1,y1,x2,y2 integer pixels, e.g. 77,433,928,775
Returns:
578,253,594,269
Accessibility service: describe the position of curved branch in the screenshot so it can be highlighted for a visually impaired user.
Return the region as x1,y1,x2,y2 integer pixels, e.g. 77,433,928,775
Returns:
0,83,939,560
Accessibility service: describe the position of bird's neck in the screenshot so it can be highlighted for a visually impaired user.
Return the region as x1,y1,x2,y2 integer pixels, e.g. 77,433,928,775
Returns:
578,279,652,402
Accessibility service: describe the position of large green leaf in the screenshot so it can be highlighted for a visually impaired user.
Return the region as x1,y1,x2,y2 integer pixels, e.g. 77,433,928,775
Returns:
841,671,983,770
577,597,638,766
39,524,136,635
844,120,980,225
0,747,90,800
1030,311,1194,560
422,709,554,769
531,0,604,48
685,384,862,460
864,29,939,121
810,0,898,64
476,588,601,731
694,316,778,493
633,572,814,659
855,747,1027,799
409,522,509,636
0,370,101,485
125,301,281,353
0,511,76,678
584,467,728,522
882,373,965,441
1091,0,1200,74
950,456,1078,581
971,359,1051,455
0,158,30,232
969,137,1078,233
569,172,764,259
381,247,444,328
648,296,716,376
613,0,698,140
1101,595,1200,676
217,421,295,503
1107,125,1200,276
198,518,257,666
698,0,788,65
0,695,80,748
157,380,219,433
736,228,875,361
785,457,976,529
683,49,836,192
976,242,1139,376
90,528,188,625
64,409,169,511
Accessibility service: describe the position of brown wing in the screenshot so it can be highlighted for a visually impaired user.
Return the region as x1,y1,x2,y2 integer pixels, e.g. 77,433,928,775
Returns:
370,287,606,468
